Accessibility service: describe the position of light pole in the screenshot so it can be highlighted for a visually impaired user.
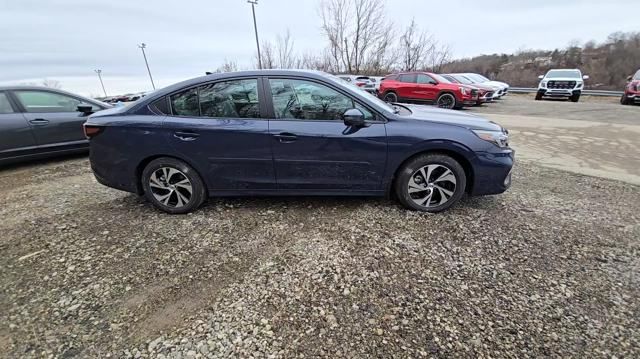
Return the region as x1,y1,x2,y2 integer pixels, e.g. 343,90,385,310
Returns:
247,0,262,69
94,69,107,97
138,43,156,90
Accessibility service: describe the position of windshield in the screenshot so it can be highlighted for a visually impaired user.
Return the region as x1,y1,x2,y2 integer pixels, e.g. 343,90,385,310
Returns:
634,70,640,80
452,75,473,85
432,74,451,83
323,73,396,114
464,74,486,83
546,70,581,79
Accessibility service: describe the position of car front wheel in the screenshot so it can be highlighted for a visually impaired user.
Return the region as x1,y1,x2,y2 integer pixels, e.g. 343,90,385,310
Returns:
141,157,206,214
395,154,467,212
620,94,630,105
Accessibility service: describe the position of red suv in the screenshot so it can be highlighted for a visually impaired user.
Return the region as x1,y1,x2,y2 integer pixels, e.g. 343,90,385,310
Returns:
621,69,640,105
378,72,478,109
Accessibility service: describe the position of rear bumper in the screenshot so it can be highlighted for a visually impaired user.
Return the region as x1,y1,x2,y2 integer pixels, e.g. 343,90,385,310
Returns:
470,149,515,196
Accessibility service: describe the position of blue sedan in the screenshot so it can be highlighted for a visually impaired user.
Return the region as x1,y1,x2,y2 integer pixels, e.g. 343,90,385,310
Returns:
85,70,514,214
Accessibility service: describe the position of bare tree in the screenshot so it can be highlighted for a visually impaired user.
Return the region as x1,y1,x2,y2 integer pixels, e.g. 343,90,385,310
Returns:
42,78,62,89
214,59,238,73
398,18,433,71
276,29,296,68
319,0,394,74
255,40,276,69
425,43,452,73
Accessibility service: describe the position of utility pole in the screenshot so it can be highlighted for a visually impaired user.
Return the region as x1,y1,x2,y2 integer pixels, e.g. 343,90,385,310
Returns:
248,0,262,69
138,43,156,90
94,69,107,97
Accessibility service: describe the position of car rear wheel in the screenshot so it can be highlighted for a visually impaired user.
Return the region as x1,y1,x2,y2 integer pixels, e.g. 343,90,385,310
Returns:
395,154,466,213
436,93,457,109
141,157,206,214
383,91,398,103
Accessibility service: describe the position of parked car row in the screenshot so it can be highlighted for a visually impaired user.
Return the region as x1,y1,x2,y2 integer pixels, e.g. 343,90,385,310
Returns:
97,91,149,103
374,72,509,110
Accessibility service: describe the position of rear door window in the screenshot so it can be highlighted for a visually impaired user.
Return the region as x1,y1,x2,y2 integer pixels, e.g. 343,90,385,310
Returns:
0,92,14,114
14,90,99,113
199,79,260,118
398,74,417,83
170,88,199,116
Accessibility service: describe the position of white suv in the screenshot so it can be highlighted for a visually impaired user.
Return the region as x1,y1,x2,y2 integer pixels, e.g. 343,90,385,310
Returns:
536,69,589,102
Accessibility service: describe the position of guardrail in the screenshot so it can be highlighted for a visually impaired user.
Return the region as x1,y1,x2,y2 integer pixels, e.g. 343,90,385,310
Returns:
509,87,623,97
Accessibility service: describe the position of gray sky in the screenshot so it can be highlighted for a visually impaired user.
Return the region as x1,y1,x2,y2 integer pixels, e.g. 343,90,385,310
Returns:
1,0,636,96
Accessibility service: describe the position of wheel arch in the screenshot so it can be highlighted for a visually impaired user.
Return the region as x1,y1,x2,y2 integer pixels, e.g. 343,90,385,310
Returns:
135,154,208,195
387,143,475,196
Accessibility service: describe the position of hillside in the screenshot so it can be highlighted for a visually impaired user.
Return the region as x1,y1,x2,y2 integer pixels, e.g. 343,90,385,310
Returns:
441,32,640,90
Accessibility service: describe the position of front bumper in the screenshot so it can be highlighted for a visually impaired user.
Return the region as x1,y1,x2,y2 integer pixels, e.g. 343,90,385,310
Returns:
624,93,640,103
538,88,581,97
470,148,515,196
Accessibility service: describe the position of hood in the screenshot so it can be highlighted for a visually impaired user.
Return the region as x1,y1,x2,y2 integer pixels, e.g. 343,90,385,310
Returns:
484,80,508,89
543,77,583,82
403,104,503,131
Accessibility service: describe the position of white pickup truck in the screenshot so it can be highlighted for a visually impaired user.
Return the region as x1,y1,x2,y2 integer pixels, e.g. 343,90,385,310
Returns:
536,69,589,102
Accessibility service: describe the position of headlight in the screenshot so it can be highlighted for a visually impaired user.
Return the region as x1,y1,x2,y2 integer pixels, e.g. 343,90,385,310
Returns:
576,82,583,88
472,129,509,148
540,81,547,88
459,87,469,95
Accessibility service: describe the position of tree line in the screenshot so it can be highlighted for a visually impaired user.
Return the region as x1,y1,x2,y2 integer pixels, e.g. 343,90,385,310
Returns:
213,0,451,75
214,1,640,91
442,32,640,90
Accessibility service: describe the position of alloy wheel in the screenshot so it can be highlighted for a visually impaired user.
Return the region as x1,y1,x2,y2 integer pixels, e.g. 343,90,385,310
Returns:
148,167,193,208
407,164,457,208
437,94,456,109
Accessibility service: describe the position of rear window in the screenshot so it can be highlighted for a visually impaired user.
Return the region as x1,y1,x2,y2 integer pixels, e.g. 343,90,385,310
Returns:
150,97,170,115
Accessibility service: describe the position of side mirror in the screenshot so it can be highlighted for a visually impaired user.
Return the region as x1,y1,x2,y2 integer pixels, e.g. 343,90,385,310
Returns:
343,108,366,127
582,75,589,80
77,105,94,115
627,75,633,82
538,75,544,80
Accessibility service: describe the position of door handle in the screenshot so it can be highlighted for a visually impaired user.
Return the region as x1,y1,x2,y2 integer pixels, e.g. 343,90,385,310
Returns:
29,118,49,126
173,131,200,141
273,132,297,143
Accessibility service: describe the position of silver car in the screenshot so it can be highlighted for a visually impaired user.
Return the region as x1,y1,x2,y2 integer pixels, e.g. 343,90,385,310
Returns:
0,86,110,165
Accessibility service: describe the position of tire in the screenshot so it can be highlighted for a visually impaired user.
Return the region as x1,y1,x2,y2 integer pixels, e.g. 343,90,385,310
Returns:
383,91,398,103
395,154,467,213
535,92,543,101
141,157,206,214
620,94,630,105
570,92,581,103
436,93,457,110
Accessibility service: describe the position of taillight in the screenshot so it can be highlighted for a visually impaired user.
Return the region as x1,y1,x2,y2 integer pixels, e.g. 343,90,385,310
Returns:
83,124,103,139
356,82,365,87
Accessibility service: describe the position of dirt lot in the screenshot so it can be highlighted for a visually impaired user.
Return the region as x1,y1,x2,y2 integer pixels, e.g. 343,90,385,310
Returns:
1,96,639,358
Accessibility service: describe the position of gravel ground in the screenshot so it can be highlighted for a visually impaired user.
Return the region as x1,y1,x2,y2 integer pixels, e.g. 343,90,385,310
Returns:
1,155,638,358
